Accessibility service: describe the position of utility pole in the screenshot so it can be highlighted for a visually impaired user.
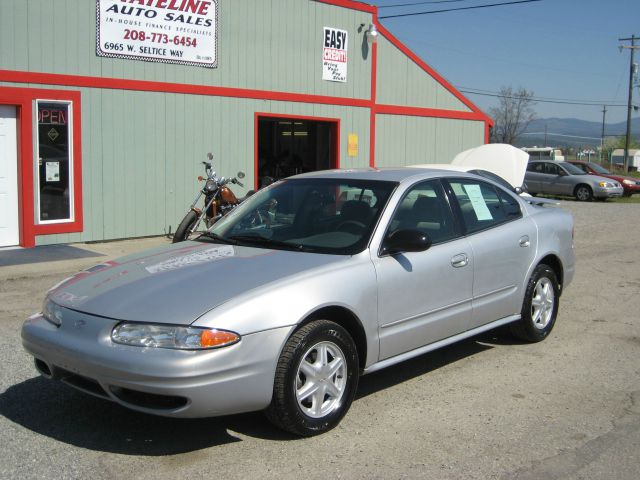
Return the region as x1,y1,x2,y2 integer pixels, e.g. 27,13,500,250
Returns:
619,35,639,172
601,105,607,164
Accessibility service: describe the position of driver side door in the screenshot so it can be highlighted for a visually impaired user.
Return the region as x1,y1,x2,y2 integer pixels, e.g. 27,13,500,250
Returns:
373,180,473,361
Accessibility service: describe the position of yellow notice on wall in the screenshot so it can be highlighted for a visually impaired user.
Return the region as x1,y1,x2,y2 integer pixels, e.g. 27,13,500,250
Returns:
348,133,359,157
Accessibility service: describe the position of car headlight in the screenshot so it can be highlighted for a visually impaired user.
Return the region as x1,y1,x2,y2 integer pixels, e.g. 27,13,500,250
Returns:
42,297,63,327
111,322,240,350
598,181,616,188
622,179,636,186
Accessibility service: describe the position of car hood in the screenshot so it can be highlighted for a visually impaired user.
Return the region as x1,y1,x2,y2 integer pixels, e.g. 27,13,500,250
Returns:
451,143,529,189
47,241,346,324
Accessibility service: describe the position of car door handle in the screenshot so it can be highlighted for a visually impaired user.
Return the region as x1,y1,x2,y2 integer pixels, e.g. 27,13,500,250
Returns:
519,235,530,248
451,253,468,268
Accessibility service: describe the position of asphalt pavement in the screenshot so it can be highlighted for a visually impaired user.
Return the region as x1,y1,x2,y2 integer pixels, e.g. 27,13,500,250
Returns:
0,202,638,480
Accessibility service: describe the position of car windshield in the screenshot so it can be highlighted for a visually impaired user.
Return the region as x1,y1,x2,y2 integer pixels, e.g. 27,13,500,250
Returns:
562,163,587,175
588,163,610,174
200,178,397,255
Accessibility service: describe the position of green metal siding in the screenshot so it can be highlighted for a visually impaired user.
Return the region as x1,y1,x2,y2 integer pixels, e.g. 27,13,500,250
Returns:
8,84,371,246
0,0,372,100
375,115,484,167
376,36,471,112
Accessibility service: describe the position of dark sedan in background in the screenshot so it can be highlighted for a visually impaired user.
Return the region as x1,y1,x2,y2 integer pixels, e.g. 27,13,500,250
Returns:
567,161,640,197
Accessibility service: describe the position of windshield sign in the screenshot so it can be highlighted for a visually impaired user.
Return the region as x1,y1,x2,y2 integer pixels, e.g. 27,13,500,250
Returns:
203,178,397,255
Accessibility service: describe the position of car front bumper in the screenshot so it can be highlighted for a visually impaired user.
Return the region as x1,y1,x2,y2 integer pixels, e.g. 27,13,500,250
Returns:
593,185,624,198
21,308,293,418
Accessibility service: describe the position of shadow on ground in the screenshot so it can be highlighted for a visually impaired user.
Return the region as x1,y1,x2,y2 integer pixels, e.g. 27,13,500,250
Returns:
0,330,518,454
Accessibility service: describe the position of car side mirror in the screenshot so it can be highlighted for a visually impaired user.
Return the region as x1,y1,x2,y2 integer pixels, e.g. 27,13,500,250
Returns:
382,229,432,255
558,170,567,176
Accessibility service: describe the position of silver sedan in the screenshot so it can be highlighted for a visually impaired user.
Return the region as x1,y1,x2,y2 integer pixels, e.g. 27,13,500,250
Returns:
525,160,623,201
22,168,576,436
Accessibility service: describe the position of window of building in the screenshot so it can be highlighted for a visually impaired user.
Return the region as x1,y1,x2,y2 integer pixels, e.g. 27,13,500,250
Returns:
36,100,74,223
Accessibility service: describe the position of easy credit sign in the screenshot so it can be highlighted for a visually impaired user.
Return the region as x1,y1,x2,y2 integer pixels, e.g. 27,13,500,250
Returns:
96,0,218,68
322,27,348,83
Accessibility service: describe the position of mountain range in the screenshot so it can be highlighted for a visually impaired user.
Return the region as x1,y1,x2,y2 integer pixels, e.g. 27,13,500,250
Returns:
517,117,640,148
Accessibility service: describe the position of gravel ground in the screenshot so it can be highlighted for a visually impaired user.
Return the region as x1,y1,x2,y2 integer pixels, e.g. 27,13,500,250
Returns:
0,200,638,480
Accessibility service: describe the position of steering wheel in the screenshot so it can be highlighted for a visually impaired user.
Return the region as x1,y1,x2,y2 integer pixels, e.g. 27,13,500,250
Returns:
336,220,366,235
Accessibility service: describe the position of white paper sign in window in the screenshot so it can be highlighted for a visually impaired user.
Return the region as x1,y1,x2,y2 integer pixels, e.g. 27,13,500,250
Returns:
96,0,218,68
463,184,493,221
322,27,348,83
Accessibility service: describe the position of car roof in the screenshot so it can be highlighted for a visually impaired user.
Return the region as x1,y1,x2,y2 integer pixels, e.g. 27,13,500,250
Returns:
291,167,458,183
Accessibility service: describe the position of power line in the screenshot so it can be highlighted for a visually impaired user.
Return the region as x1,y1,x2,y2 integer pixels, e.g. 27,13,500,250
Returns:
458,87,629,107
378,0,468,8
379,0,542,19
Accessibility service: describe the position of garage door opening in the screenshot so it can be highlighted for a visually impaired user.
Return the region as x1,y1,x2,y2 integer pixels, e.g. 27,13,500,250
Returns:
256,115,339,188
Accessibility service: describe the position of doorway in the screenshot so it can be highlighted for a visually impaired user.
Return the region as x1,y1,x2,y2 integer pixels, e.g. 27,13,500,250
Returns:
0,105,19,247
256,115,339,187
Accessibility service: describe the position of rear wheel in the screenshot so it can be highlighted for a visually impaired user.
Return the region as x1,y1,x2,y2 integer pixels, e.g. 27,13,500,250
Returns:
172,211,198,243
266,320,359,436
574,184,593,202
511,264,560,342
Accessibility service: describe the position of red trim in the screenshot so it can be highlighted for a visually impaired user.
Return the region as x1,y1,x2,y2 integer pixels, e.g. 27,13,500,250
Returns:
254,113,341,188
0,70,372,110
0,87,83,247
485,123,490,144
376,104,487,121
315,0,376,13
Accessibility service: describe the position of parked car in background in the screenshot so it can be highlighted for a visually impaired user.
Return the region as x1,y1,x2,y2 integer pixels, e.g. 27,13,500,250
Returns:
525,160,623,201
22,166,576,437
567,161,640,197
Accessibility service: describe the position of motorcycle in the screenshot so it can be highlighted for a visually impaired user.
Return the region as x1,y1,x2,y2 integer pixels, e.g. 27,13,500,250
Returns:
172,153,250,243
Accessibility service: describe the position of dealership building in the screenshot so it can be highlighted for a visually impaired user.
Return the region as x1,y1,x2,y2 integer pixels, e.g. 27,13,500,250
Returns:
0,0,492,248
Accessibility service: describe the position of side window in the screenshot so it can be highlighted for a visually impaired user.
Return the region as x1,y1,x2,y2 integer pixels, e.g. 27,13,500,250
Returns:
527,162,544,173
448,179,519,234
387,180,456,244
496,188,523,220
545,163,560,175
576,163,589,173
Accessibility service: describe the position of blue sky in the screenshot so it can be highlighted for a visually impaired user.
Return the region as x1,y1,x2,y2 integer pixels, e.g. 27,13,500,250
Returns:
370,0,639,124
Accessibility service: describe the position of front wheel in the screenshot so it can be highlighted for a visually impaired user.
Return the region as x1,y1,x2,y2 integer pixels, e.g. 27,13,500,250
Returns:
511,264,560,342
266,320,359,436
172,210,199,243
574,184,593,202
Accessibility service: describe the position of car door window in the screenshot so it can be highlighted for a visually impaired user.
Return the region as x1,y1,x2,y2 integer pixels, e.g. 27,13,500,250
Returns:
387,180,456,244
545,163,560,175
448,179,520,234
527,162,544,173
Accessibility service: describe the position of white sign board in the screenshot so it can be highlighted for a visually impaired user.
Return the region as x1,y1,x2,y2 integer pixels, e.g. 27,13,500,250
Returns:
96,0,218,68
322,27,348,83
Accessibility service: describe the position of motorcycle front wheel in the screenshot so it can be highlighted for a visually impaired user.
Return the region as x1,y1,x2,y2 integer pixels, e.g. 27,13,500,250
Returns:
172,211,199,243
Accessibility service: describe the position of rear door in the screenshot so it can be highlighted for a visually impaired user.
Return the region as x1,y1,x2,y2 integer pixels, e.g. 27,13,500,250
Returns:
446,178,536,328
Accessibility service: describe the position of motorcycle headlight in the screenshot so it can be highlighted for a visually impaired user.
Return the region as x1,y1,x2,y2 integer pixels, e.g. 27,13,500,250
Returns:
205,179,217,192
111,323,240,350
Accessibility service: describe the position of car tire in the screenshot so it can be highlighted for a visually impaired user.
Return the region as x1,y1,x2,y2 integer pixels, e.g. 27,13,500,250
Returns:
574,184,593,202
511,264,560,343
266,320,359,436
